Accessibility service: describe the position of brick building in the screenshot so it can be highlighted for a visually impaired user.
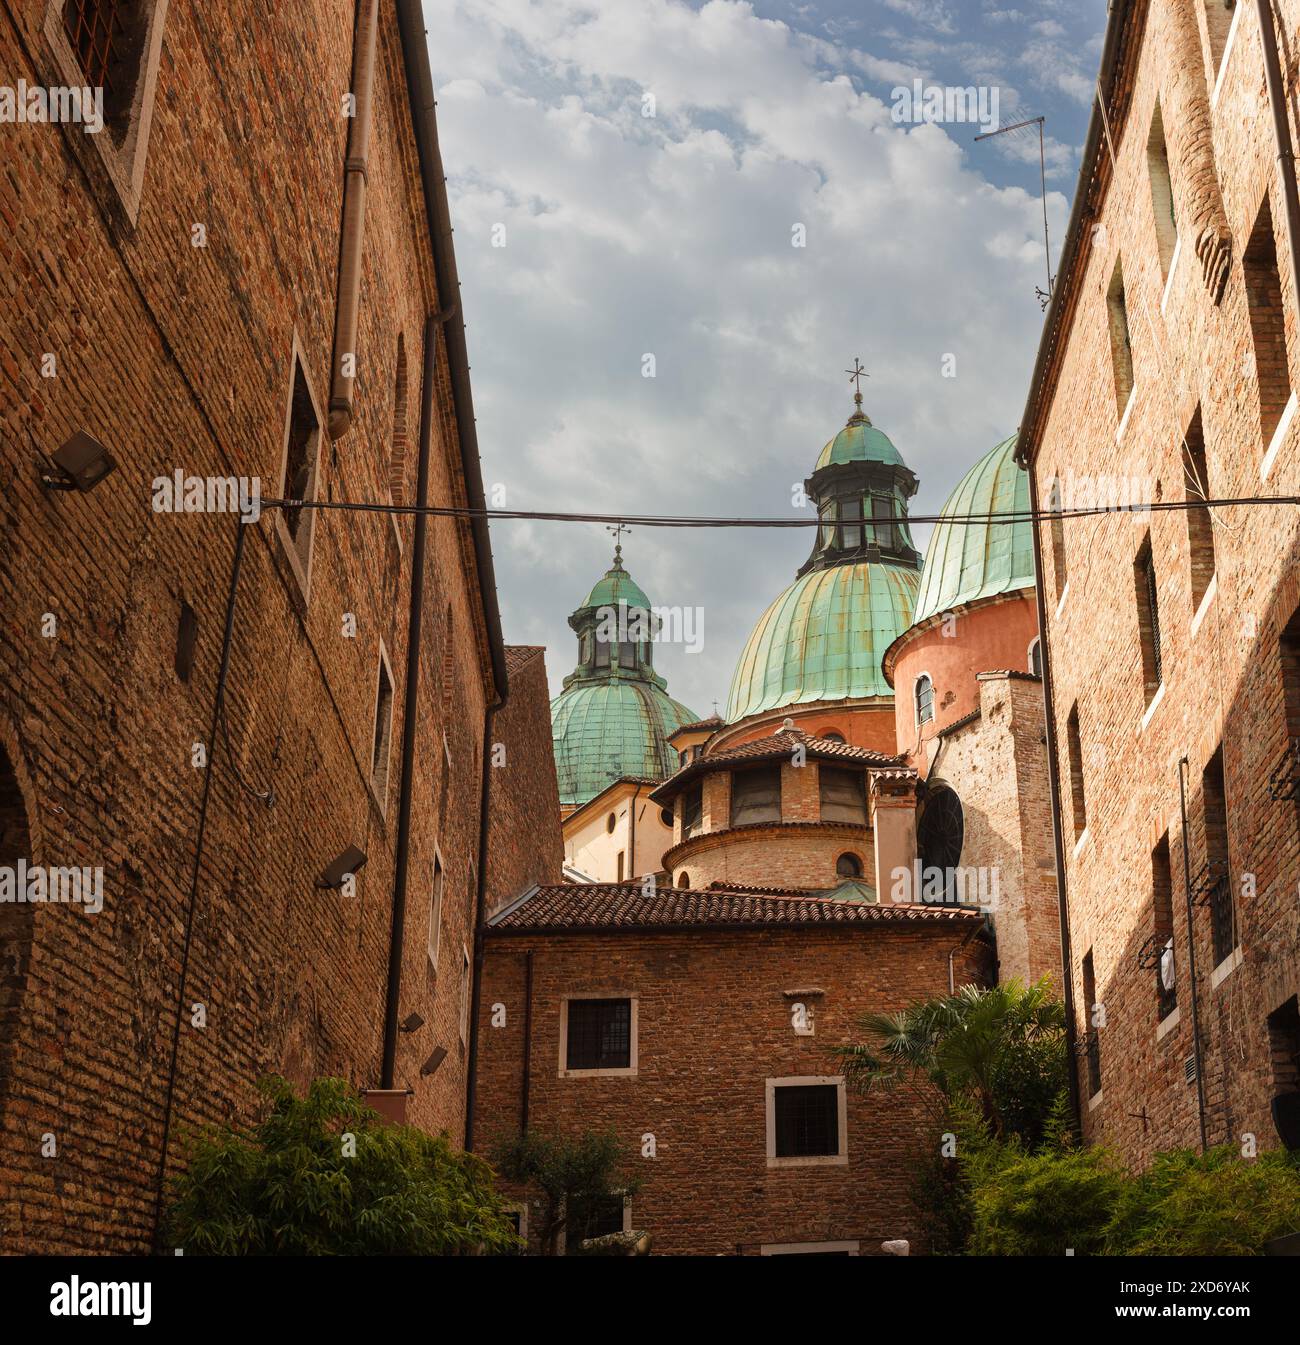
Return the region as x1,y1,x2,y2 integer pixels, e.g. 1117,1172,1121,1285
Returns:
474,880,988,1255
0,0,522,1252
1019,0,1300,1159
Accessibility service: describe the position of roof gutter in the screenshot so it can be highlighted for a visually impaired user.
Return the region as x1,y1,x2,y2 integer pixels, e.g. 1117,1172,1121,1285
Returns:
1015,0,1132,468
395,0,509,701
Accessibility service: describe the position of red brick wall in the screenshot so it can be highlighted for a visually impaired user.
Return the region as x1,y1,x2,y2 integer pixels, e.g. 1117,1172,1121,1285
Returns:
486,648,564,916
0,2,500,1250
474,922,986,1254
1030,0,1300,1161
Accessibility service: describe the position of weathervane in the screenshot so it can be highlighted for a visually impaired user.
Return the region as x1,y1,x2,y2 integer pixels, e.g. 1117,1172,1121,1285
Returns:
606,521,630,565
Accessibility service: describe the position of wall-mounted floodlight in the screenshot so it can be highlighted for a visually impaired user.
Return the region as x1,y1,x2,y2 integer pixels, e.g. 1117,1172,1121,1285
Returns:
399,1012,424,1034
420,1046,447,1078
41,431,117,492
316,845,368,889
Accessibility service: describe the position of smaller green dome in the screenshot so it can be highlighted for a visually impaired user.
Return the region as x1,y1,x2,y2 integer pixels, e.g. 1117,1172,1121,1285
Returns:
814,411,906,472
583,557,651,612
912,433,1034,625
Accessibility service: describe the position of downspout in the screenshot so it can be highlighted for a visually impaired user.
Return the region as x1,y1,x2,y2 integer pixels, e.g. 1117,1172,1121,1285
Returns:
328,0,380,440
1256,0,1300,312
463,695,502,1150
1178,757,1210,1153
380,310,439,1090
1026,466,1081,1135
629,786,638,880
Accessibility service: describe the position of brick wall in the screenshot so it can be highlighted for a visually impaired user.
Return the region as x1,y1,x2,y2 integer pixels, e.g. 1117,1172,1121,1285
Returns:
0,2,502,1250
474,920,986,1254
1029,0,1300,1161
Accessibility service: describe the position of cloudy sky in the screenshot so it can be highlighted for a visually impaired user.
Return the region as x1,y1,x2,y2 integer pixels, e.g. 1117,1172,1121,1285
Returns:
423,0,1109,715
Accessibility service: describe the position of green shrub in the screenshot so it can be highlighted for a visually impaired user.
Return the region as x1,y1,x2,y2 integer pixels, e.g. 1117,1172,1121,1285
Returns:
166,1075,518,1255
1104,1145,1300,1255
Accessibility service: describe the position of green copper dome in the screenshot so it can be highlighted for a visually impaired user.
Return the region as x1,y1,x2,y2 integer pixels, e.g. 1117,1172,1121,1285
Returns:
552,682,697,808
551,547,699,809
912,433,1034,625
726,561,920,721
814,410,906,471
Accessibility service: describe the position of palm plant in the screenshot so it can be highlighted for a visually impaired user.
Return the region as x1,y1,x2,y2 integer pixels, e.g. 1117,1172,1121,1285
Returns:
832,978,1066,1141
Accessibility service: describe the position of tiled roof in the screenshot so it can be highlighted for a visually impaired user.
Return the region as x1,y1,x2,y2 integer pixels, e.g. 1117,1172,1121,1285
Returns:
670,715,724,735
650,728,901,803
504,645,547,673
487,881,982,932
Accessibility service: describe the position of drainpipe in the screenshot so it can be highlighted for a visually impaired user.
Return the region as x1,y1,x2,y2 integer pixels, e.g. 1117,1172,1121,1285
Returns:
463,695,503,1150
1178,757,1210,1153
521,950,534,1132
1255,0,1300,313
1025,466,1081,1134
379,310,439,1090
328,0,380,440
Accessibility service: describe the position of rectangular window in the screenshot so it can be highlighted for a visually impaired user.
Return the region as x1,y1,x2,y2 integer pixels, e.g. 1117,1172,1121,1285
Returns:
730,765,781,826
371,649,395,808
1066,702,1087,840
459,945,471,1044
1279,607,1300,819
616,850,625,882
1244,196,1291,449
1152,834,1176,1021
682,782,703,838
1134,537,1163,702
1202,746,1235,964
870,495,896,550
564,998,634,1073
1266,997,1300,1099
276,349,324,602
766,1077,847,1165
839,497,862,549
618,640,636,669
427,857,444,969
1182,409,1216,613
1107,257,1135,419
174,600,198,683
819,766,867,824
1082,949,1102,1097
1048,477,1067,602
594,637,610,668
1147,100,1177,281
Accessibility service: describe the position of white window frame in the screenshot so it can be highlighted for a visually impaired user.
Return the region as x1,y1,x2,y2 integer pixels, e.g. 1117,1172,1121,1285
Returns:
555,1193,632,1256
914,672,935,727
761,1240,860,1255
42,0,171,225
458,944,471,1044
558,993,639,1078
273,333,325,608
370,640,396,812
427,850,445,970
765,1075,848,1168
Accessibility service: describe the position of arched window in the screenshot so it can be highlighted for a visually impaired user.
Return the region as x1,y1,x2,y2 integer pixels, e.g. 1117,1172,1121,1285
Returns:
677,871,691,889
819,729,846,743
915,674,935,725
836,852,862,879
1029,638,1043,677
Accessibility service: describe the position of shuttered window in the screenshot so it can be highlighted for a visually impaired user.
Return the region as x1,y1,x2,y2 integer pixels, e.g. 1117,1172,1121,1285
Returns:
731,766,781,826
820,766,867,824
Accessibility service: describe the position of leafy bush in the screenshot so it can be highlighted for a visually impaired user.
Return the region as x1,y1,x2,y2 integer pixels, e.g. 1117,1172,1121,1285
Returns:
1104,1146,1300,1255
166,1075,518,1255
492,1127,641,1256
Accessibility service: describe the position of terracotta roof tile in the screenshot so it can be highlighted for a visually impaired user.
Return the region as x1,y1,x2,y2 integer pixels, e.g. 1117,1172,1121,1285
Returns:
487,881,983,932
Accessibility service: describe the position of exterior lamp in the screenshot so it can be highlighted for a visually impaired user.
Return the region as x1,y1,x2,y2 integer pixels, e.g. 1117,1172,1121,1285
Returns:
316,845,368,889
42,431,117,492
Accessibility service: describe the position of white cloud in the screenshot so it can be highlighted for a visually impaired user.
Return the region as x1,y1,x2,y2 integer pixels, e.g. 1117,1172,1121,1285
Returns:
423,0,1074,711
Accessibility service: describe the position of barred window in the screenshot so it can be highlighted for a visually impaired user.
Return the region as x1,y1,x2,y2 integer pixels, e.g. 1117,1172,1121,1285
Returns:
774,1084,839,1158
565,998,632,1071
